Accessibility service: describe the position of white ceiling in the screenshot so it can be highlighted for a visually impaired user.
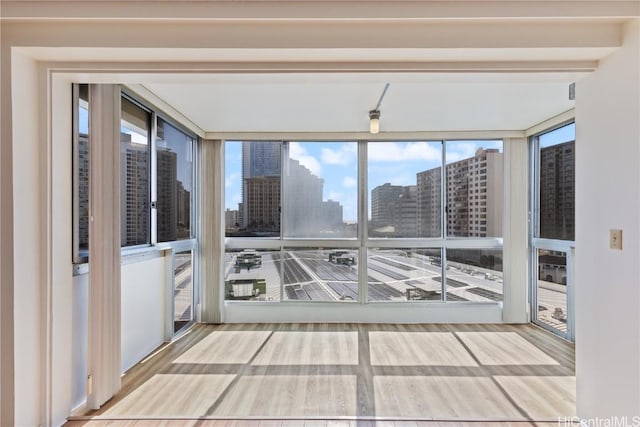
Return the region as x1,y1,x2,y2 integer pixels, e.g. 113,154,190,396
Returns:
144,72,583,133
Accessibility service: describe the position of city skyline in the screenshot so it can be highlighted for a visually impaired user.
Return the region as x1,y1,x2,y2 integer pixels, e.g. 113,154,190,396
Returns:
225,140,504,223
236,141,347,236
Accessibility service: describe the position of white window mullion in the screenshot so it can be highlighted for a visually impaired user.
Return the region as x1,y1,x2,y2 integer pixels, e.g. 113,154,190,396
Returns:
441,140,447,301
150,112,158,245
358,140,368,304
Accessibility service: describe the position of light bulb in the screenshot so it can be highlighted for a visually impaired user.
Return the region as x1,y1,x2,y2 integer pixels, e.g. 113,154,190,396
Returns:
370,118,380,134
369,110,380,134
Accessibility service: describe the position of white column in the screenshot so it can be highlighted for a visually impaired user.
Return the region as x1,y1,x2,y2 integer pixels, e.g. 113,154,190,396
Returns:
200,139,224,323
87,84,122,409
575,19,640,419
502,137,529,323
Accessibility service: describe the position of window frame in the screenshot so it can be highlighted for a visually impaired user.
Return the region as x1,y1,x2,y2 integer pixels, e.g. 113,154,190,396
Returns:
72,83,86,264
528,120,576,341
154,115,197,243
72,85,200,264
224,138,504,304
120,92,153,249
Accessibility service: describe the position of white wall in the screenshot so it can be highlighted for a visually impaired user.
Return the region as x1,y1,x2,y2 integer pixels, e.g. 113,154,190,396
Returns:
71,274,88,411
575,18,640,419
71,255,169,412
51,76,75,426
121,257,167,372
225,302,502,323
11,50,44,427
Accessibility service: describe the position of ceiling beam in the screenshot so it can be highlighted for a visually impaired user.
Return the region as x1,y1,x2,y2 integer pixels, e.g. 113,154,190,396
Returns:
2,1,638,21
4,20,622,50
44,60,599,74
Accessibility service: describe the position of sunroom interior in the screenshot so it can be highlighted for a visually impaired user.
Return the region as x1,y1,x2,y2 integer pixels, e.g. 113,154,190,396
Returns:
2,4,639,426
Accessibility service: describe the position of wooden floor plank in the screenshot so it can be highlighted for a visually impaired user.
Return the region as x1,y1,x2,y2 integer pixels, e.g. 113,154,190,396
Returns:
455,332,560,366
369,331,478,367
67,323,574,425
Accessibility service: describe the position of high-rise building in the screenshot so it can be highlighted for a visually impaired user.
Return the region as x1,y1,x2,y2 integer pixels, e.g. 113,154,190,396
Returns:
120,133,149,246
241,141,281,229
395,185,418,236
243,141,282,177
241,141,344,236
446,156,471,236
321,200,343,230
371,183,403,225
540,141,575,240
416,167,442,237
370,183,417,236
466,148,503,237
157,147,178,242
417,148,503,238
176,180,190,239
245,176,281,232
78,135,89,251
283,158,324,236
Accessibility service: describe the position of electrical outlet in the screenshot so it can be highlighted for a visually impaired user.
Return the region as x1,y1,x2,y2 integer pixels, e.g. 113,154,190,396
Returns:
610,229,623,250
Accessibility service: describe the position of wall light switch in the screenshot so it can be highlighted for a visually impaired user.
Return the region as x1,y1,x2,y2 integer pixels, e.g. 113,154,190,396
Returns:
610,229,623,250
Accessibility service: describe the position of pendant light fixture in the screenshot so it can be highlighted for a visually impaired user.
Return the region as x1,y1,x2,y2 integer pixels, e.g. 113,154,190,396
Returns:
369,83,390,134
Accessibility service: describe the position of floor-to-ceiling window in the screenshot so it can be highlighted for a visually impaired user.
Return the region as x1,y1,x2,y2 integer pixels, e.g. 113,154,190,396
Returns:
224,139,504,304
530,122,575,340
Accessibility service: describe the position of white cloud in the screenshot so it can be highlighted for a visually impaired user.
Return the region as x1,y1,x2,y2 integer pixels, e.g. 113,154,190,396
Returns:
225,172,239,188
446,143,480,163
321,144,357,165
369,142,441,162
290,142,322,175
327,191,344,201
342,176,357,188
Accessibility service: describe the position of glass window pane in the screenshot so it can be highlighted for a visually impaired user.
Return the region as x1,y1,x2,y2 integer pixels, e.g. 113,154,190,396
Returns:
535,249,568,333
225,141,281,237
282,248,359,301
120,97,150,247
368,141,442,238
367,248,442,301
284,142,356,238
156,119,194,242
225,249,281,301
538,124,575,241
174,250,193,333
445,249,503,302
445,141,503,238
77,84,89,254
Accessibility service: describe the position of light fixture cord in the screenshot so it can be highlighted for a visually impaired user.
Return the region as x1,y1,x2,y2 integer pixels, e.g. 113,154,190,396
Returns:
374,83,390,110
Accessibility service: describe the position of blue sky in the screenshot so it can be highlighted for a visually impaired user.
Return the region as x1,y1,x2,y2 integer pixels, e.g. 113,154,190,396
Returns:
540,122,575,147
225,140,503,222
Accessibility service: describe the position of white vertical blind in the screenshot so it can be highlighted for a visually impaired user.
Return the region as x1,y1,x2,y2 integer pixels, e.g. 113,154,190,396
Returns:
502,137,529,323
200,139,224,323
87,84,122,409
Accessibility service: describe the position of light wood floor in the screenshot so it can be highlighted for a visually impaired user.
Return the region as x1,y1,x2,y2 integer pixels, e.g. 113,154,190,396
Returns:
65,421,576,427
67,323,575,425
